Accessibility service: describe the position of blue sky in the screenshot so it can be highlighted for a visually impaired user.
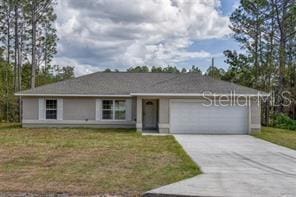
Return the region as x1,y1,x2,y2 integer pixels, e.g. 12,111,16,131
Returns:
221,0,240,15
54,0,242,76
183,0,241,71
181,38,240,71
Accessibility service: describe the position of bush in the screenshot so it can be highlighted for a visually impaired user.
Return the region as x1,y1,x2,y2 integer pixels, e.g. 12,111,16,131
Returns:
274,114,296,131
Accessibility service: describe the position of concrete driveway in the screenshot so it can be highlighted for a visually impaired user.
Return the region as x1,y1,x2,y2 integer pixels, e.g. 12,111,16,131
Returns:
147,135,296,197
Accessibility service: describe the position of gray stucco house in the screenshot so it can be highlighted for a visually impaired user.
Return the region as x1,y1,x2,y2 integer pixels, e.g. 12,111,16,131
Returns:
16,72,268,134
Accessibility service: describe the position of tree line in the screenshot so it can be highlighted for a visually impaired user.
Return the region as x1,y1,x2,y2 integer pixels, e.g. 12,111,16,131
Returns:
104,64,225,80
225,0,296,124
0,0,73,122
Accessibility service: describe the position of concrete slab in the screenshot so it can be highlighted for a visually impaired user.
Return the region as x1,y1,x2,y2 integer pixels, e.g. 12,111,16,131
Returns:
146,135,296,197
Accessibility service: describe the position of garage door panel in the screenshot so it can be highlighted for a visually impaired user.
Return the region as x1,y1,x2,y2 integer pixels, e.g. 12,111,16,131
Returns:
170,101,248,134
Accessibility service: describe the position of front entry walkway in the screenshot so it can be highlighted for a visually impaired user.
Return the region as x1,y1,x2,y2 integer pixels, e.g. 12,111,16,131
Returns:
146,135,296,197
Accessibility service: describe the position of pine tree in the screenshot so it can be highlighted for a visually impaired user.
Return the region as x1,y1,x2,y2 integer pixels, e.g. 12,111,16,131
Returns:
23,0,57,88
225,0,296,122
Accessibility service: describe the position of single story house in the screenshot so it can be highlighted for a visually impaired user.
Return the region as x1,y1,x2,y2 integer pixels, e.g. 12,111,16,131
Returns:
15,72,268,134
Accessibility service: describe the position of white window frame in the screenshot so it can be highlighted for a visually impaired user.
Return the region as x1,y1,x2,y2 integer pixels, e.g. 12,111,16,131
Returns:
45,99,58,120
101,99,126,121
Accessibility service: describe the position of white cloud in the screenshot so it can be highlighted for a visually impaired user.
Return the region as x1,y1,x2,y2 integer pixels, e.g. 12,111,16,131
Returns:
54,0,231,75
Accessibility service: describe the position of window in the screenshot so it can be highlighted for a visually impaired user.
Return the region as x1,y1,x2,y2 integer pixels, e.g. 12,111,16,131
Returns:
102,100,126,120
102,100,113,120
46,99,57,120
115,100,126,120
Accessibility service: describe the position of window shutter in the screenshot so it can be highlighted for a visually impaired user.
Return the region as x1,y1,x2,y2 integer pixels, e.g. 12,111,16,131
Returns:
125,99,132,121
38,98,45,120
57,99,63,120
96,99,102,120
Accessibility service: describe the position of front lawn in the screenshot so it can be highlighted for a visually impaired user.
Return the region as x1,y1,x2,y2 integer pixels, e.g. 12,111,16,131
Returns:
253,127,296,150
0,125,200,195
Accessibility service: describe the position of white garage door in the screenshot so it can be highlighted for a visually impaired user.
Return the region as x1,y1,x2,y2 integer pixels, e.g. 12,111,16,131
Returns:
170,100,249,134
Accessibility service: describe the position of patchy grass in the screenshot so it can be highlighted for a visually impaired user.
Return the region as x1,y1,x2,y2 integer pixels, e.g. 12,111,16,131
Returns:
0,122,20,129
253,127,296,150
0,125,200,195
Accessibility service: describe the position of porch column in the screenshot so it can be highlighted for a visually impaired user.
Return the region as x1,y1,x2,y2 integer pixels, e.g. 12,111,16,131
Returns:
158,98,170,133
136,97,142,132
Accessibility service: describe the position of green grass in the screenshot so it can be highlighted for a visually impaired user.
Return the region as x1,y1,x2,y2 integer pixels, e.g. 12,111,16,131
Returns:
253,127,296,150
0,124,200,195
0,122,20,129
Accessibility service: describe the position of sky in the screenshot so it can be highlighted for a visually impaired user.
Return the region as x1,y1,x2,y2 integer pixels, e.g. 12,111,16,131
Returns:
53,0,242,76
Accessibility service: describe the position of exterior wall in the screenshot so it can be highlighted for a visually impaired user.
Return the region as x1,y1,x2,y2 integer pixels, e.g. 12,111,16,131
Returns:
22,97,38,120
22,122,135,128
158,98,169,133
63,98,96,120
22,96,136,128
22,95,262,134
250,99,261,134
136,97,142,131
131,97,137,121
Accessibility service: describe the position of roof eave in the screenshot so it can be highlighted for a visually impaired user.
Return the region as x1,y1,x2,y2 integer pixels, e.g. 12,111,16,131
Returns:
130,93,271,97
14,93,132,97
15,92,271,97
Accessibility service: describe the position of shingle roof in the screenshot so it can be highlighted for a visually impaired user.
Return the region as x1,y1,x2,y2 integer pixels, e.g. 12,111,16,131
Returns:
16,72,266,96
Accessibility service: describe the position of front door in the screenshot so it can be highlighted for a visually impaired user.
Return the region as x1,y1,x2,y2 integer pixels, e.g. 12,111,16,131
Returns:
143,100,158,130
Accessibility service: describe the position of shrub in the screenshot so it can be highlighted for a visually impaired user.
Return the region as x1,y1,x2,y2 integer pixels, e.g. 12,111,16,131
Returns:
274,114,296,131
